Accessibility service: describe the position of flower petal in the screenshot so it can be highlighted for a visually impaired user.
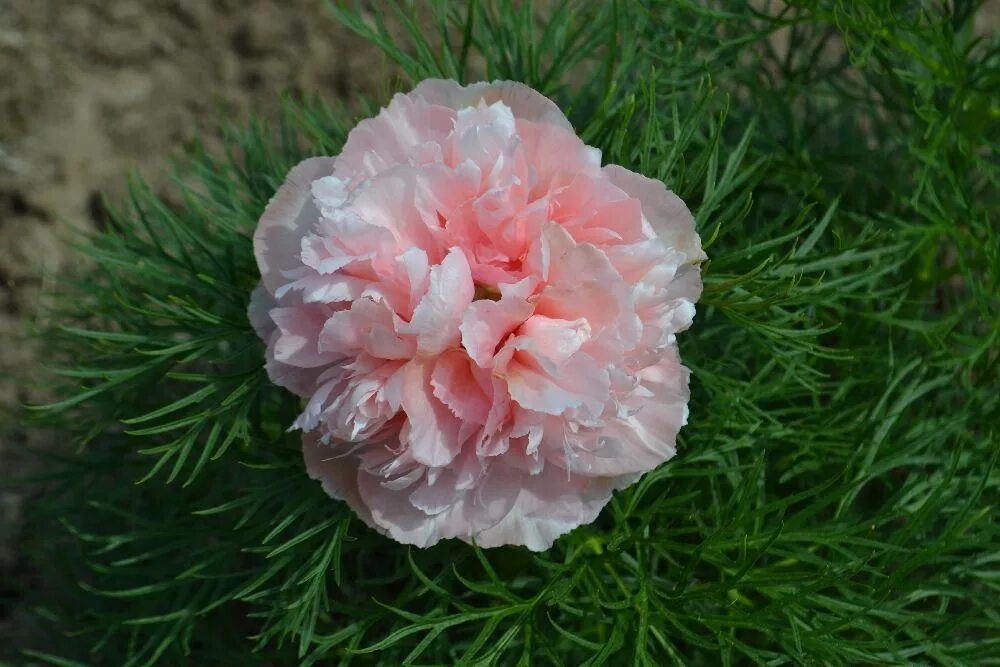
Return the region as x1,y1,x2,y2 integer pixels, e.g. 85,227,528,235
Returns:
400,360,465,467
431,351,492,425
470,464,617,551
459,284,534,367
518,315,591,368
247,284,277,341
303,432,380,532
254,157,336,294
402,247,475,356
545,347,689,476
357,452,517,548
334,92,456,186
602,165,707,263
505,350,610,417
269,304,340,368
411,79,574,131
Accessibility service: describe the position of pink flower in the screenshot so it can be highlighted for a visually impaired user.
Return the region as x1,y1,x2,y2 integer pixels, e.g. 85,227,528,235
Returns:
250,80,705,551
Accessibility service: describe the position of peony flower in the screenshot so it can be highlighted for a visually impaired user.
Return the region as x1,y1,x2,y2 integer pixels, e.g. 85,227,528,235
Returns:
249,79,706,551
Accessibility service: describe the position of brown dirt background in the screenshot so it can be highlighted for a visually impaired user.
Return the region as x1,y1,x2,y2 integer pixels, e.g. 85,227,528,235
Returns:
0,0,394,647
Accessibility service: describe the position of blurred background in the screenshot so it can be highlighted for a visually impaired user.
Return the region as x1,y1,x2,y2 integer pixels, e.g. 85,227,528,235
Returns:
0,0,397,646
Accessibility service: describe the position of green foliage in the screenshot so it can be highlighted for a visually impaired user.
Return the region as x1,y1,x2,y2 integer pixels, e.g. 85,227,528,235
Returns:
13,0,999,664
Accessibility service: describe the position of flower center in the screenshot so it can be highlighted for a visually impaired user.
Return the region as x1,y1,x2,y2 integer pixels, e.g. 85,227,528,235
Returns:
473,283,501,302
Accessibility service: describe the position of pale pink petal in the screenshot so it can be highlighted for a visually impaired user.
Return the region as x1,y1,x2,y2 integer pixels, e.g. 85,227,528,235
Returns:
548,172,645,245
269,304,340,368
518,316,591,368
459,286,534,367
349,167,442,256
544,348,689,477
249,286,324,397
318,369,403,442
302,432,380,532
254,157,336,294
431,351,492,425
293,375,343,432
275,271,369,304
540,222,621,286
411,79,574,131
299,212,394,276
516,120,602,199
402,247,474,355
247,284,276,341
478,377,513,453
603,165,708,263
603,240,675,283
408,474,458,516
470,465,617,551
395,247,431,316
448,101,518,171
358,453,517,548
664,264,704,322
505,350,610,417
311,175,349,214
399,360,465,467
334,93,456,186
319,298,415,361
358,469,451,547
533,284,624,347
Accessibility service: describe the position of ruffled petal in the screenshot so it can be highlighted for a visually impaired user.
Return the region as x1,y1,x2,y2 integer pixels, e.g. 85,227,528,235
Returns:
505,350,610,417
470,464,617,551
334,92,456,186
518,316,591,368
254,157,336,294
357,452,518,548
431,351,492,425
602,165,707,264
247,284,277,341
302,432,380,532
319,297,416,361
399,360,465,467
402,247,475,356
269,304,340,368
544,347,689,477
459,284,534,367
411,78,574,131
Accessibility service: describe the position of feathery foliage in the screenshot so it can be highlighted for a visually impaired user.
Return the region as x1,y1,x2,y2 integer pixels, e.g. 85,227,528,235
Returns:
10,1,999,665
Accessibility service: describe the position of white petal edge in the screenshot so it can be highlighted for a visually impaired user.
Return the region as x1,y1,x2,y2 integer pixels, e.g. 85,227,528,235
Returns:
603,165,708,264
254,157,337,294
411,78,574,132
